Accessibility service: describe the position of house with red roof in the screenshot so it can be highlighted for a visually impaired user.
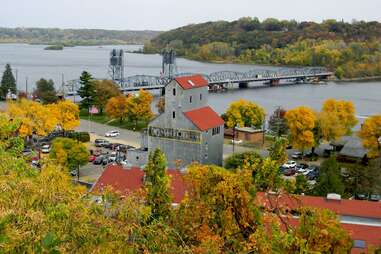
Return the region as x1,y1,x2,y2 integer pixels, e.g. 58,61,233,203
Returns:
256,192,381,253
91,164,187,204
146,75,224,168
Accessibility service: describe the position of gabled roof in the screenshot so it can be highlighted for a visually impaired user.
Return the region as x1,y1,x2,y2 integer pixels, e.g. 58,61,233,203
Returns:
174,75,208,90
339,136,368,158
184,106,225,131
92,165,186,203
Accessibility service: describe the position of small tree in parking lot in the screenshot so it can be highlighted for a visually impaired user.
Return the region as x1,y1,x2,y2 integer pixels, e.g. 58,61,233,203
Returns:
313,156,345,197
50,138,89,176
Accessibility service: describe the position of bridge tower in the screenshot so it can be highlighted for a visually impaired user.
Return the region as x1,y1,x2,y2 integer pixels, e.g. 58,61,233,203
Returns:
161,49,177,79
108,49,125,86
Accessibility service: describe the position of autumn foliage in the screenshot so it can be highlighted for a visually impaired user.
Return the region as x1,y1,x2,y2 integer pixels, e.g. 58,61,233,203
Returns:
285,106,316,151
225,99,265,129
358,115,381,158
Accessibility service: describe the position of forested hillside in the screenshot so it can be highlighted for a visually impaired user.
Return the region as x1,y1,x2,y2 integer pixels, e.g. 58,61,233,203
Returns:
0,27,161,45
144,18,381,78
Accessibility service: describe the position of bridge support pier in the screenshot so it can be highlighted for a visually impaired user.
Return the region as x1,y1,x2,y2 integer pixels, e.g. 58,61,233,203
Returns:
269,79,280,86
238,82,248,89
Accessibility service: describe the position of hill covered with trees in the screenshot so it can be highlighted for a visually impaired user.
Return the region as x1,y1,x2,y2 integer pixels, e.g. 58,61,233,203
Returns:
144,18,381,78
0,27,161,45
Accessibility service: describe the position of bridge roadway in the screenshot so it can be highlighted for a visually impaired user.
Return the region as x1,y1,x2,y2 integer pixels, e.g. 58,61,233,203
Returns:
64,68,333,95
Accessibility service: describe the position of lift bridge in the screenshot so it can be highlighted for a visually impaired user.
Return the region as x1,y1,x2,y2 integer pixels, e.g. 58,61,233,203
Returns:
64,50,333,96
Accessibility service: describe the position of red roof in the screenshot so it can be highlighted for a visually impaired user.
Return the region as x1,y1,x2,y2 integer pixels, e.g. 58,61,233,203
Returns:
92,165,186,203
174,75,208,90
184,106,224,131
257,192,381,253
256,192,381,219
279,217,381,254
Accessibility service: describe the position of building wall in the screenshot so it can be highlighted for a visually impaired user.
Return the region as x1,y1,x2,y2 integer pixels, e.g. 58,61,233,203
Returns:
147,79,223,168
127,149,148,167
200,125,224,166
237,130,264,144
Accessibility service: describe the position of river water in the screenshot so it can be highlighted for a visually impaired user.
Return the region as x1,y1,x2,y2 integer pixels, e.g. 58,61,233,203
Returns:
0,43,380,117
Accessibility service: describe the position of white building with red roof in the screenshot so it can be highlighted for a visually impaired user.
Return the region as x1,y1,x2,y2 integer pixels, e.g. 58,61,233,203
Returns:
147,75,224,168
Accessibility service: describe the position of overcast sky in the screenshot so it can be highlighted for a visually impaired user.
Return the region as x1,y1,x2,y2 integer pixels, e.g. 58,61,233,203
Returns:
1,0,380,31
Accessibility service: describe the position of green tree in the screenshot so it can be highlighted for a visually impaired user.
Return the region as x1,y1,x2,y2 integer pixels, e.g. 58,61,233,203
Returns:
77,71,96,110
1,63,16,98
143,148,171,220
314,157,345,196
295,174,309,194
268,107,288,137
224,151,262,170
49,137,89,172
34,78,58,104
268,137,288,165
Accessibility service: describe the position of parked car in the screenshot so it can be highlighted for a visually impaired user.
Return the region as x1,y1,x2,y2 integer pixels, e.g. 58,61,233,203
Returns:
101,140,111,148
231,139,243,144
22,147,33,156
88,155,96,162
282,160,297,169
105,130,120,137
284,167,296,176
306,170,319,180
41,144,51,153
93,156,104,165
70,170,78,177
369,194,381,202
291,151,303,159
31,157,40,168
102,155,110,165
108,152,117,162
95,139,107,147
296,163,309,174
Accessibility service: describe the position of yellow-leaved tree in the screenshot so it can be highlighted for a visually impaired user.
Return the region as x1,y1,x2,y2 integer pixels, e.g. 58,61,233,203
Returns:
126,89,154,128
319,99,357,142
225,99,265,129
7,99,57,137
49,100,80,132
358,115,381,158
285,106,316,152
105,95,129,123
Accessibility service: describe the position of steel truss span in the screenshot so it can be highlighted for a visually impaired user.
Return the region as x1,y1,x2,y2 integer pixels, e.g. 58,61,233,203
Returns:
64,67,332,95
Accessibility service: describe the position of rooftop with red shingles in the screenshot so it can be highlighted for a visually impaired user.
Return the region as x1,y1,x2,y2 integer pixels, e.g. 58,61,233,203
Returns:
184,106,224,131
256,192,381,219
91,165,186,203
257,192,381,253
174,75,208,90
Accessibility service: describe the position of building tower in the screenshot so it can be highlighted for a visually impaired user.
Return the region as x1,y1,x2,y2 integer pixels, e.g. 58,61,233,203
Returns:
147,75,224,168
109,49,125,86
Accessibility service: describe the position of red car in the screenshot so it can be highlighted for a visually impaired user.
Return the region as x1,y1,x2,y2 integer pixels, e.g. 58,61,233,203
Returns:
88,155,96,162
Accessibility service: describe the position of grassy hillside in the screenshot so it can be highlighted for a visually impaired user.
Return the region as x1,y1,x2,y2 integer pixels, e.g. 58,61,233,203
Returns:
144,18,381,78
0,27,161,46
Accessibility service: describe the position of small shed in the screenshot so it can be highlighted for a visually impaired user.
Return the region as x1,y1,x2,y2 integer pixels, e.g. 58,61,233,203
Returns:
235,127,264,144
338,136,368,164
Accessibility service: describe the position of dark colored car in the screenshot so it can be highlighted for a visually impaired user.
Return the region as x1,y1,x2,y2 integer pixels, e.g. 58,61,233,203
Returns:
94,139,106,147
369,194,381,202
284,168,296,176
102,155,110,165
306,170,319,180
101,141,111,148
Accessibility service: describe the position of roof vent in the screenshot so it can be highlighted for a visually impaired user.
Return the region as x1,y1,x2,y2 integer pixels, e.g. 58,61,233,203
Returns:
327,193,341,201
188,80,195,86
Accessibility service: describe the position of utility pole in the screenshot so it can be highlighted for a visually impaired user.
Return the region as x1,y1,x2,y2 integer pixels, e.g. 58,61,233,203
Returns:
61,73,65,99
25,77,28,99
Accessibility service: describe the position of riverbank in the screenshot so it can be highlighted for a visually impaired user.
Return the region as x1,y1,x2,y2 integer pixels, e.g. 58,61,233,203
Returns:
334,76,381,83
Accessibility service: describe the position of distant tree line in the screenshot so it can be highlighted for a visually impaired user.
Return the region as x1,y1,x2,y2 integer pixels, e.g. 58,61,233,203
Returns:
145,18,381,78
0,27,161,46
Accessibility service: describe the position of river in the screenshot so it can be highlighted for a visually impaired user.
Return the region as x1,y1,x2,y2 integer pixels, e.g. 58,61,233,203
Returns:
0,43,380,118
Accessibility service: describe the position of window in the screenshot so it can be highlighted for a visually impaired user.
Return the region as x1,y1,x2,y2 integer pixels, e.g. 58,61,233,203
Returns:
189,96,192,103
200,93,202,100
173,88,176,96
172,111,176,119
353,240,365,249
212,126,221,136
